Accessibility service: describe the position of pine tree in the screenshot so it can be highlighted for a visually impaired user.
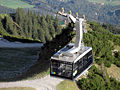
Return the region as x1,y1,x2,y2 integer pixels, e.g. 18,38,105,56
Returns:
32,17,38,40
13,25,18,36
41,15,52,41
46,14,55,38
38,26,46,43
54,16,62,35
0,8,63,43
49,24,55,38
15,8,25,25
15,8,25,37
28,18,32,39
5,16,14,34
0,21,8,36
23,15,29,38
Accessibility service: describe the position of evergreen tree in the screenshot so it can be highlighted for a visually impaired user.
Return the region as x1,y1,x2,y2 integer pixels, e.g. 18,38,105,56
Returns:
41,15,52,41
54,16,62,35
46,15,55,38
0,9,62,43
32,17,38,40
15,8,25,37
13,25,18,36
5,16,14,34
0,21,8,36
38,26,46,43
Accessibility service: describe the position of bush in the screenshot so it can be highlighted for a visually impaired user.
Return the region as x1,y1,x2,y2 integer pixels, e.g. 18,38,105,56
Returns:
114,60,120,67
104,61,111,67
95,58,103,65
77,66,120,90
89,65,101,74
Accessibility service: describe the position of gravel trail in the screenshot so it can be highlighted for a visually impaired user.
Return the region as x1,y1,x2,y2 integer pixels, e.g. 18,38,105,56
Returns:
0,75,64,90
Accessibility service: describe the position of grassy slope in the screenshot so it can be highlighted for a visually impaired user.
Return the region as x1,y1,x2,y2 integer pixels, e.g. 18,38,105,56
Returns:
0,87,36,90
0,47,50,81
107,38,120,79
0,0,34,9
88,0,120,6
88,22,120,79
95,64,120,81
57,80,79,90
0,48,40,79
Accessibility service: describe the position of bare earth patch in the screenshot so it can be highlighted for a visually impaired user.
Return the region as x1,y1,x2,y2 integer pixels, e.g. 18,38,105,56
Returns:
107,64,120,81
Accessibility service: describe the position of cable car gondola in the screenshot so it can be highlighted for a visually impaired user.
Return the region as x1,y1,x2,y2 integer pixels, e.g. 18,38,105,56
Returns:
50,43,93,80
50,8,94,80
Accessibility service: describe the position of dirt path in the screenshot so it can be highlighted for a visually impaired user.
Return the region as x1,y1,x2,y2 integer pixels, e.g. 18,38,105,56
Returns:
0,75,64,90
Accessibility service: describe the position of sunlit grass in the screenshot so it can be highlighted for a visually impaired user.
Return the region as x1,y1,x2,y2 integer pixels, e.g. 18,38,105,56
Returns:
0,0,34,9
57,80,79,90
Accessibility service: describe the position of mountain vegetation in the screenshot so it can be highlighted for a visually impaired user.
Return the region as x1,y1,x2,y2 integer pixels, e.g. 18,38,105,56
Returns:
77,65,120,90
0,5,119,89
0,8,120,78
84,21,120,67
21,0,120,26
0,8,62,43
0,0,34,9
0,24,74,81
0,0,120,26
40,21,120,90
38,21,120,90
88,0,120,6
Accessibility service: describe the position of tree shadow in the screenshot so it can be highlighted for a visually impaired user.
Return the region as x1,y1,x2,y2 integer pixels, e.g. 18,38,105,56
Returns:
0,25,74,82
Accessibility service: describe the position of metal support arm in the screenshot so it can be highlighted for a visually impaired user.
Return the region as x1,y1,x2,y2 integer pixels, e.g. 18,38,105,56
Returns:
58,8,85,57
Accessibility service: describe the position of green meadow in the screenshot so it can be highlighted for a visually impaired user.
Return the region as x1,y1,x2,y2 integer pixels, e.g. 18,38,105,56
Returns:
0,0,34,9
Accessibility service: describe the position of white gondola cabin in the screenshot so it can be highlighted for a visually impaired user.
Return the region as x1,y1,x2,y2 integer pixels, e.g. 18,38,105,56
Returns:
50,43,94,80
